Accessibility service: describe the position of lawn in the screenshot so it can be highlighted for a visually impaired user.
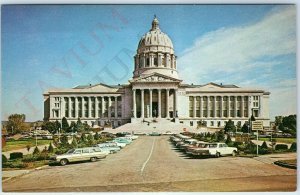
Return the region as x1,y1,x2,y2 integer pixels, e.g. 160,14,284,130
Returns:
2,139,53,152
258,137,296,144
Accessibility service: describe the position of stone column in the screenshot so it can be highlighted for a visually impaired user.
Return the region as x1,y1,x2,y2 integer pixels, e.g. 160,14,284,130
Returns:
149,89,153,118
166,89,170,118
115,96,118,118
75,97,78,119
141,89,145,118
248,96,251,117
81,97,84,118
88,97,91,118
61,97,65,118
101,97,105,118
227,96,230,118
213,96,216,118
200,96,203,118
220,96,223,118
260,95,263,117
241,96,244,118
207,96,210,118
95,97,99,118
174,89,178,117
158,89,161,118
149,54,152,67
68,97,72,118
193,96,196,118
234,96,237,118
133,90,136,118
143,54,145,67
108,96,111,118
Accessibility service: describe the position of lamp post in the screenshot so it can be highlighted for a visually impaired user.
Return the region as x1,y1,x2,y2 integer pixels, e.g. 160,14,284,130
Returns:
249,108,257,156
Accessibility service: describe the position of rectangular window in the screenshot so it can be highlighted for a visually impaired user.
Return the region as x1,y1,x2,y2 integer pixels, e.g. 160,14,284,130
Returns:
210,121,214,126
223,110,227,117
210,110,214,117
190,121,193,126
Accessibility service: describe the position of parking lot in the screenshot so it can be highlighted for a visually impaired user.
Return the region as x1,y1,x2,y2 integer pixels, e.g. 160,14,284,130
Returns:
2,136,297,192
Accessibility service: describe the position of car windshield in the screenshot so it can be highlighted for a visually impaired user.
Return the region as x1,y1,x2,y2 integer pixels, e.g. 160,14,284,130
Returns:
66,149,75,154
205,144,217,148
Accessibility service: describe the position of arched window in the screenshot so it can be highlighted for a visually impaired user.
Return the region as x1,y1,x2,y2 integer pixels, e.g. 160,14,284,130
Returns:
146,58,150,67
154,57,158,66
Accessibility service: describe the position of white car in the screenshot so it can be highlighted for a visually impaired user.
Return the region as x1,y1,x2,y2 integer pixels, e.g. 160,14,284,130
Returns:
49,147,108,166
107,141,126,148
191,143,238,158
125,134,139,140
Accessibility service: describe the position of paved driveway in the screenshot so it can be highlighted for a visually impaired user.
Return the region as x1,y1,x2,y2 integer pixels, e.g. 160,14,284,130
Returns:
2,136,297,192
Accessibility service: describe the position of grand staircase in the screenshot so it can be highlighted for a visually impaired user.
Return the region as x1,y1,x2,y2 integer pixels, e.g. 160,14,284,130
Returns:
103,118,208,134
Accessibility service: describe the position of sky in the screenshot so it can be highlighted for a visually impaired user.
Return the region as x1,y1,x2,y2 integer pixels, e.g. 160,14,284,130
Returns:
1,4,297,122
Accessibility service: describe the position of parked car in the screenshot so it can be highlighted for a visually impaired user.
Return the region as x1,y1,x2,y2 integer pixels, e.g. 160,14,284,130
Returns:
191,143,238,158
113,138,132,145
106,141,127,148
49,147,108,166
149,132,161,136
95,143,121,153
125,134,139,140
178,139,199,150
185,141,208,155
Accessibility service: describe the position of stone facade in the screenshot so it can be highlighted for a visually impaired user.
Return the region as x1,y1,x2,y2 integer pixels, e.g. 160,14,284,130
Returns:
43,16,270,130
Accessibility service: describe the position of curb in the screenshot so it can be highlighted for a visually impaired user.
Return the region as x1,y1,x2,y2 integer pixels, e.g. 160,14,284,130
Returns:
2,165,49,183
274,161,297,169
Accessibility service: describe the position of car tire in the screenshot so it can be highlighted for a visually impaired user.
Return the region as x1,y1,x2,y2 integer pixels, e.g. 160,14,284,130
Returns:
232,150,237,157
60,159,68,166
90,157,97,162
215,152,220,158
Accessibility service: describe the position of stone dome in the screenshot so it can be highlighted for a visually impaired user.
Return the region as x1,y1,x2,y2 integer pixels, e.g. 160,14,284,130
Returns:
133,16,178,79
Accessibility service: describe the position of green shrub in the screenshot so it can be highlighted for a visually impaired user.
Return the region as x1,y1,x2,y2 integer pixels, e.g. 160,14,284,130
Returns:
54,147,69,155
33,146,40,155
22,154,38,162
244,142,256,154
275,144,288,151
10,152,23,160
290,142,297,152
261,141,268,150
48,142,54,153
2,154,8,163
3,160,26,169
225,135,233,146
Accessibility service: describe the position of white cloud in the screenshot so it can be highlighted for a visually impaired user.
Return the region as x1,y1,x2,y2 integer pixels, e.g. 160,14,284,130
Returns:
177,5,296,119
178,5,296,84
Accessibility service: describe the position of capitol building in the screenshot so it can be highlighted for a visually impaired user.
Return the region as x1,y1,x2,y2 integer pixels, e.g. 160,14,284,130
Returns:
44,17,270,131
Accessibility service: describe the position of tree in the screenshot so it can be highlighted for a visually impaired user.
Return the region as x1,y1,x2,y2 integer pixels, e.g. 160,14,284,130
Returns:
76,118,85,132
225,134,233,146
26,145,31,152
6,114,30,134
261,141,268,149
224,120,236,133
236,121,242,132
42,121,57,134
71,136,78,148
60,135,69,148
216,130,225,142
69,121,76,133
33,146,40,155
241,122,249,133
54,120,61,132
87,134,94,146
48,142,54,153
61,117,69,132
94,132,100,140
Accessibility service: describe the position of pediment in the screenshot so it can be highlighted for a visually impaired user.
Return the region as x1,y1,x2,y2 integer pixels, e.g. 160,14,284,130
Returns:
132,73,182,83
201,82,222,89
